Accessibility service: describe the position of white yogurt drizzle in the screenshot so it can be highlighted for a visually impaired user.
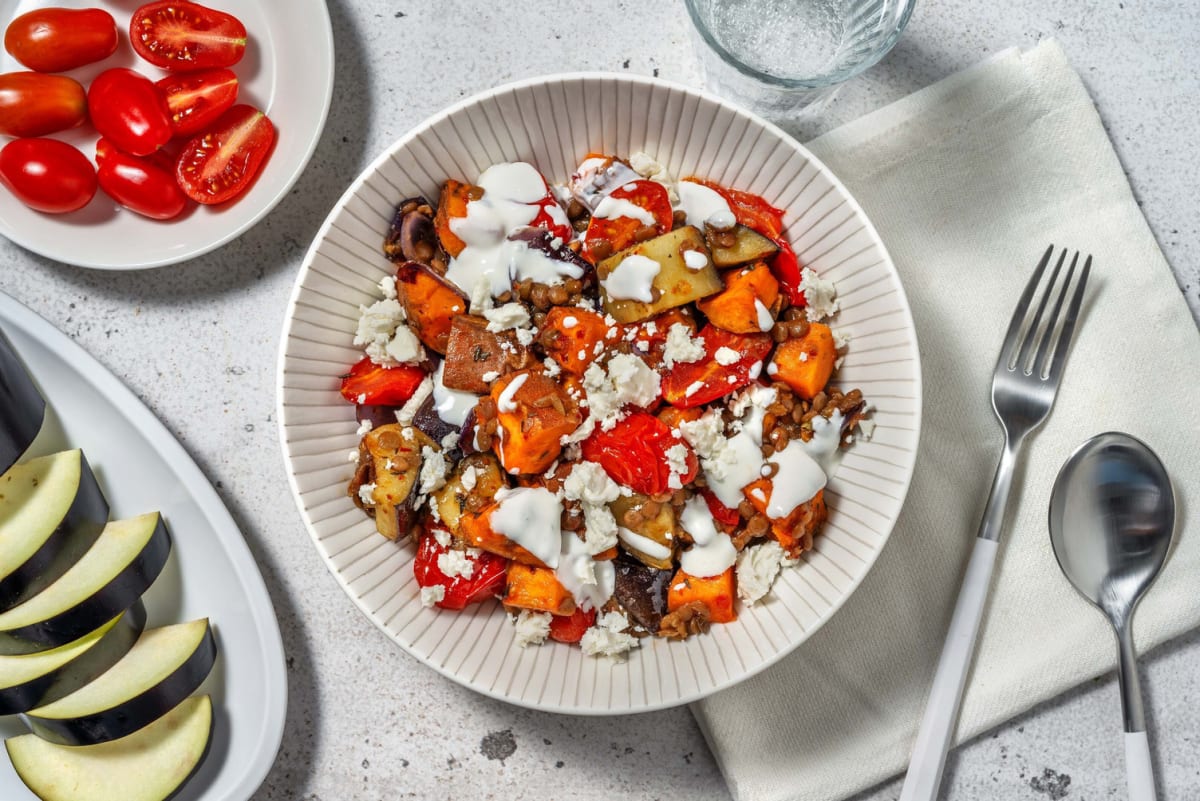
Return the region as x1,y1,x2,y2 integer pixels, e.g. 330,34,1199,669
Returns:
755,298,775,332
496,372,528,414
432,361,477,427
676,181,732,228
617,527,672,561
556,531,615,611
679,495,737,578
592,194,656,226
490,487,562,568
602,254,660,302
765,440,827,519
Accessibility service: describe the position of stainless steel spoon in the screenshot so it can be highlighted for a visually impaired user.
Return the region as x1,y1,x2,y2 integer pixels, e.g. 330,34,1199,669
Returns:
1049,432,1175,801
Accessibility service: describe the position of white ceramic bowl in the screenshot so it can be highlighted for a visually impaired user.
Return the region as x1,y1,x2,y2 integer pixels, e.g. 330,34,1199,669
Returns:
277,74,922,714
0,0,334,269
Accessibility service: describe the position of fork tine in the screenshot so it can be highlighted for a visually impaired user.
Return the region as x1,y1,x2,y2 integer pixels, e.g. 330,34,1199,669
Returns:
1013,247,1067,372
999,245,1055,368
1034,251,1079,376
1044,254,1092,384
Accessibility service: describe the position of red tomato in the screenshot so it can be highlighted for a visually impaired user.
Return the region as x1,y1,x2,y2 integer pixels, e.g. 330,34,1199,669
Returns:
175,104,274,204
528,184,572,242
88,68,172,157
0,73,87,138
548,607,596,644
770,237,806,307
685,177,785,239
130,1,247,71
661,325,773,408
95,138,188,221
156,68,238,138
339,358,426,406
4,8,118,73
700,488,741,530
413,531,508,610
0,138,96,214
581,410,698,495
581,179,673,263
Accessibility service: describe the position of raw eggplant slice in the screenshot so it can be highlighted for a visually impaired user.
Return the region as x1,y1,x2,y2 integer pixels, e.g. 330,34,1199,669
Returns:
0,603,145,715
0,450,109,612
25,618,216,746
0,328,45,476
7,694,213,801
0,513,170,655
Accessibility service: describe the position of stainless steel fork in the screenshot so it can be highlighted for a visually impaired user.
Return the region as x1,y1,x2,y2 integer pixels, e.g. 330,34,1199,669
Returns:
900,245,1093,801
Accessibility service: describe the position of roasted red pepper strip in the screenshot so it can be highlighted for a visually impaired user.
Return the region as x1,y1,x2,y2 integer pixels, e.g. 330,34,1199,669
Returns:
413,529,508,610
660,325,773,408
582,179,673,263
339,357,426,406
701,488,741,530
548,607,597,643
581,410,698,495
770,237,806,307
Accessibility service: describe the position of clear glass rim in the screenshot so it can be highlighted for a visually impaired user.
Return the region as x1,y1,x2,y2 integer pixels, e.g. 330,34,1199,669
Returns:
683,0,917,89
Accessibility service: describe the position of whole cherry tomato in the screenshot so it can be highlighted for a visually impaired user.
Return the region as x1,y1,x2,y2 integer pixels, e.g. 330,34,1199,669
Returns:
88,68,172,157
413,529,508,610
4,8,118,73
175,104,274,204
130,1,247,71
95,139,188,221
156,68,238,138
581,410,699,496
339,357,426,406
660,325,773,408
0,73,87,138
581,179,673,263
0,138,96,214
548,607,596,644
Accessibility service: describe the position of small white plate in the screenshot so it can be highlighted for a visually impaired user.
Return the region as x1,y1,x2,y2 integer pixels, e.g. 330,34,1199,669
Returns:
0,292,287,800
0,0,334,269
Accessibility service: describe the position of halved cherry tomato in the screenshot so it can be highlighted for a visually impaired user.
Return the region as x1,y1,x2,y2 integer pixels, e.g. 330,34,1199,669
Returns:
700,488,741,530
684,176,785,239
528,181,572,242
413,530,508,610
4,8,118,73
581,179,673,263
581,410,698,495
175,104,274,204
548,607,596,644
0,73,87,138
130,1,247,71
770,237,806,307
95,138,188,221
0,138,96,214
156,68,238,138
88,68,172,157
661,325,773,408
339,358,426,406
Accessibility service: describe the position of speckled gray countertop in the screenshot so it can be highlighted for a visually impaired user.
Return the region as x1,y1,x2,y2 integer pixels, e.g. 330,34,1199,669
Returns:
2,2,1198,800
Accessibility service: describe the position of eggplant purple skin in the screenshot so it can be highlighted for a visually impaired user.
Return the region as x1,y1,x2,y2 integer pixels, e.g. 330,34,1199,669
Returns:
0,328,46,476
0,603,146,716
508,227,592,279
412,392,458,445
355,403,401,430
23,620,217,746
613,557,671,632
0,516,171,655
384,197,443,265
0,451,109,613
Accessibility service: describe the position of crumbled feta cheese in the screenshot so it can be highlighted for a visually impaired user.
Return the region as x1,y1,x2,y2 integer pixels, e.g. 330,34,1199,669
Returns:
420,585,445,608
736,541,786,605
767,361,779,375
543,357,561,377
384,324,424,364
665,443,690,490
513,610,552,647
356,419,373,436
714,346,740,366
418,446,449,496
800,351,809,362
480,370,500,383
348,449,360,464
378,274,398,300
857,403,876,440
662,322,705,369
394,376,433,426
440,431,459,450
469,275,495,315
433,527,451,548
580,353,661,431
485,302,531,332
684,380,705,398
437,550,474,579
354,298,409,365
580,610,640,659
460,465,479,491
562,461,622,553
801,267,839,322
629,151,669,181
357,482,376,506
515,327,536,346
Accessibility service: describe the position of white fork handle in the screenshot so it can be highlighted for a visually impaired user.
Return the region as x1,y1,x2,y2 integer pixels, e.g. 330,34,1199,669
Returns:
899,537,999,801
1125,732,1156,801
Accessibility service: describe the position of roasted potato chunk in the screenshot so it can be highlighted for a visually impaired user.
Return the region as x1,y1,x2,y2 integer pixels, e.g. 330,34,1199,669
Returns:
597,226,722,323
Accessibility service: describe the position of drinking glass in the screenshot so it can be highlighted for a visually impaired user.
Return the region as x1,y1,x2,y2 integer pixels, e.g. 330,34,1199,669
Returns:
684,0,916,118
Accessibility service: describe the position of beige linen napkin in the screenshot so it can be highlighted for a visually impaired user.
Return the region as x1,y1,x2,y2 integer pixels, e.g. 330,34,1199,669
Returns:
692,40,1200,801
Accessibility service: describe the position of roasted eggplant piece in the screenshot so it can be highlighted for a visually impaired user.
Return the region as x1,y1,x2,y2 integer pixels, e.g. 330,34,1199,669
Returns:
383,197,447,270
609,493,678,570
508,228,592,279
355,403,402,430
597,226,722,324
431,453,507,538
0,328,45,476
412,392,460,445
613,557,671,631
704,223,779,268
357,423,434,541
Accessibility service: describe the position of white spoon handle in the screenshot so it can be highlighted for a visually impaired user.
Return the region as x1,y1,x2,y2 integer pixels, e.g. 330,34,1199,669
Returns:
1125,731,1156,801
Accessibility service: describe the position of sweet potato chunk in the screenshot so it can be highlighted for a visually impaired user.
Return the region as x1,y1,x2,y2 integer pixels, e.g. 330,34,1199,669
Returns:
769,322,836,399
744,481,827,557
458,503,548,567
442,314,535,392
491,370,582,475
395,261,469,355
696,263,780,334
666,567,736,624
504,563,576,615
540,307,609,376
434,179,482,258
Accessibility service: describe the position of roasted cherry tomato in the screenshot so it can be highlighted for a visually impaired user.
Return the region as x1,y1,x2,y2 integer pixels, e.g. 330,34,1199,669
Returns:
130,1,247,71
413,530,508,610
0,73,87,138
528,181,572,242
684,176,785,239
548,607,596,644
581,179,673,263
156,68,238,138
88,68,172,157
661,325,773,408
770,237,806,307
4,8,118,73
0,138,96,214
175,104,274,204
95,138,188,221
581,410,698,496
339,358,426,406
700,488,741,530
